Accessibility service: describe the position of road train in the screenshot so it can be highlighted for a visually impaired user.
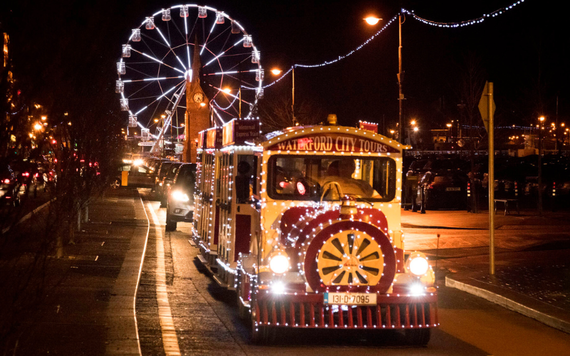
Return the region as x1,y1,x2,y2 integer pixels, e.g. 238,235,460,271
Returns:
191,115,438,344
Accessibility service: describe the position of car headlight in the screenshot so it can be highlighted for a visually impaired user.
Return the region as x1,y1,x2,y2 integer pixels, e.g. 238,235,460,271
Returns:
406,252,430,276
171,190,189,202
269,253,289,274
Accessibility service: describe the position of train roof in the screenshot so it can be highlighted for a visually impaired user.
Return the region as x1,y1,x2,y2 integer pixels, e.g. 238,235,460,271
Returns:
262,124,408,154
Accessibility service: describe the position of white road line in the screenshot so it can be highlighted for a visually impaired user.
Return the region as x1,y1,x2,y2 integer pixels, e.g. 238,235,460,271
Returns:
147,202,182,356
134,196,151,356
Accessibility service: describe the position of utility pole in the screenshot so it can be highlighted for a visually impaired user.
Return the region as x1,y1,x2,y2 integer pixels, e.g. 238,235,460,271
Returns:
479,81,496,275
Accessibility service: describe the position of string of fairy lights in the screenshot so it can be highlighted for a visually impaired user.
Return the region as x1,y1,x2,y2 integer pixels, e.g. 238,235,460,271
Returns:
258,0,527,89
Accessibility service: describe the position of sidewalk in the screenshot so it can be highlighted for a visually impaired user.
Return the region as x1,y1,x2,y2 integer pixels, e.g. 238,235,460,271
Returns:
401,208,570,334
1,188,147,355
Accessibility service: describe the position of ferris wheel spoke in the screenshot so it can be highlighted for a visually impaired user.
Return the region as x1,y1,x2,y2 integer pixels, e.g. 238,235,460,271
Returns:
153,27,171,47
131,48,186,75
186,44,192,75
211,107,226,126
172,50,188,72
207,69,257,76
132,84,182,118
122,75,184,84
141,31,171,51
201,21,219,55
210,84,253,106
203,38,244,68
211,101,236,117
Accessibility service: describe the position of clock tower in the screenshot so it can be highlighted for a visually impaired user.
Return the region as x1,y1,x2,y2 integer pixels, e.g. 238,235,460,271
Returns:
183,39,209,163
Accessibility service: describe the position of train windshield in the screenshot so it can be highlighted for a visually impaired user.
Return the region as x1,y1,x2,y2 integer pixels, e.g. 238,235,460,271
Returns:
268,156,396,202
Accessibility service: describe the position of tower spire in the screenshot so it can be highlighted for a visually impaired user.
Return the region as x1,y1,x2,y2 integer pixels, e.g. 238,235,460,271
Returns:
183,35,209,163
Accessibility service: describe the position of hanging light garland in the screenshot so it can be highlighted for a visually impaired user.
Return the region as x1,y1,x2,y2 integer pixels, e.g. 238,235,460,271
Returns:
402,0,526,28
259,0,527,88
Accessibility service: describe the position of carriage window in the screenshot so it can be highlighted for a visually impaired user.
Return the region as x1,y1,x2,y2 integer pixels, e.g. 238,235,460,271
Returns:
235,155,257,203
268,156,396,202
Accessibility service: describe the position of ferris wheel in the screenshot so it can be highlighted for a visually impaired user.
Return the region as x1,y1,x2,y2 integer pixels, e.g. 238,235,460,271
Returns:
116,4,264,144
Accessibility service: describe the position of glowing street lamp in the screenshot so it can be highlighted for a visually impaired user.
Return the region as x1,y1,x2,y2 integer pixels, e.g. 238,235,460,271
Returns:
366,13,402,141
364,16,382,25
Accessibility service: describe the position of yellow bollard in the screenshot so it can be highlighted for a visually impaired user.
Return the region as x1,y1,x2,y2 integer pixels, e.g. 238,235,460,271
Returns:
121,171,129,186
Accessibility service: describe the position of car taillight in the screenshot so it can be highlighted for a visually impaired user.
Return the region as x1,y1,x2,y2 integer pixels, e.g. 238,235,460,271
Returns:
23,172,30,177
3,179,10,184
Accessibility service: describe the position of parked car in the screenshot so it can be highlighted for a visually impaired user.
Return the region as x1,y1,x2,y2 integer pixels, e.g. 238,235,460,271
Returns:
0,162,23,206
154,161,174,193
414,158,469,210
165,163,196,231
157,162,182,206
112,163,155,189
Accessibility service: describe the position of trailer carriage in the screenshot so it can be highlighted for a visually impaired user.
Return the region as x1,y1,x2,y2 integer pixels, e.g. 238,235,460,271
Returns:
192,116,438,344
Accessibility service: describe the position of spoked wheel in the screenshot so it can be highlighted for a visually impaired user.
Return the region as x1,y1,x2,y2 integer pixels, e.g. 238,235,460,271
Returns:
404,328,431,346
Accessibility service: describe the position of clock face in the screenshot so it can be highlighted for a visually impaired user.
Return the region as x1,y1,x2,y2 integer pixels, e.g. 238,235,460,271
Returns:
193,92,204,103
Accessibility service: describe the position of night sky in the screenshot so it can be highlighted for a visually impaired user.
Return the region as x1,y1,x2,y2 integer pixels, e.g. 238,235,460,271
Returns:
2,0,566,133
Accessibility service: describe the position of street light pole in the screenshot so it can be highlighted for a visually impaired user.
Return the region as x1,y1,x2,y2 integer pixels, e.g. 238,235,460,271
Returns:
398,12,403,142
291,66,295,125
538,116,545,216
270,66,296,126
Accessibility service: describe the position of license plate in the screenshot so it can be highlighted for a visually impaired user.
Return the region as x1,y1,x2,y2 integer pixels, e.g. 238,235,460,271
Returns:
324,292,377,305
445,187,461,191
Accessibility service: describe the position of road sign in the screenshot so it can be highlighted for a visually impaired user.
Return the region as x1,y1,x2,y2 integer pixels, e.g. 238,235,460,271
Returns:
478,81,496,132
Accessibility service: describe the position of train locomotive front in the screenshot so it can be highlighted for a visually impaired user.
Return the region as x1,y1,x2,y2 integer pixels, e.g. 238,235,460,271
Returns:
194,119,438,344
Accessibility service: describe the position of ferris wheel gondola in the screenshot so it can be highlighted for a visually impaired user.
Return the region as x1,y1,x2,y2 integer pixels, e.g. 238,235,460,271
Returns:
116,5,263,149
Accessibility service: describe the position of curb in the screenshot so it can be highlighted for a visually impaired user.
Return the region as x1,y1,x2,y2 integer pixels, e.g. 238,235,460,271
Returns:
1,198,55,234
446,275,570,334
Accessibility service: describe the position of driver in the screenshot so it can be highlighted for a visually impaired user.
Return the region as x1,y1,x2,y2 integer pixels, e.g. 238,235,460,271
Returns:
324,159,375,197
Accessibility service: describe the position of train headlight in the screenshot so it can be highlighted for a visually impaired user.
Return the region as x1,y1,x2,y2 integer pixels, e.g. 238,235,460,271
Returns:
406,252,429,276
271,281,286,294
409,283,425,296
269,253,289,274
171,190,189,202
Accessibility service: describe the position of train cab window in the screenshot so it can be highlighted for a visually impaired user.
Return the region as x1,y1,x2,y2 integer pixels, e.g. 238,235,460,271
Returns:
268,156,396,202
235,155,257,204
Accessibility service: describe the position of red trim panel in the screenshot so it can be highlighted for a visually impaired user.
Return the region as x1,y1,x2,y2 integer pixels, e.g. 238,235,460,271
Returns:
252,292,438,329
234,214,252,261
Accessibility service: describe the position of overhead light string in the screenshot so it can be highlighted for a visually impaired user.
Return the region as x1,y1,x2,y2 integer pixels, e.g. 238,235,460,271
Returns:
402,0,526,28
257,0,527,88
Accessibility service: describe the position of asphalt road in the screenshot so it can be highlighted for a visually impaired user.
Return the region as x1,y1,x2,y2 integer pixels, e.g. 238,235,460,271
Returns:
137,191,570,356
3,188,569,355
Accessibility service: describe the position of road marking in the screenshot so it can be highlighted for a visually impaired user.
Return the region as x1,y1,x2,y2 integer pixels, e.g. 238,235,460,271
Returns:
133,196,151,356
148,202,181,356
